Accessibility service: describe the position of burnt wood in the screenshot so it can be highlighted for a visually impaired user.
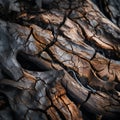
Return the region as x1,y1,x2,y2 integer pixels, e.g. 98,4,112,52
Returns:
0,0,120,120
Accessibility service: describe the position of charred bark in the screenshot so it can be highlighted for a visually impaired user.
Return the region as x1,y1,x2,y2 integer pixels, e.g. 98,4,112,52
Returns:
0,0,120,120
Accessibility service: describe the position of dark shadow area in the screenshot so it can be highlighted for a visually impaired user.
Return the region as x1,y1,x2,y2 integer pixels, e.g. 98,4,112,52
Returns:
17,52,50,71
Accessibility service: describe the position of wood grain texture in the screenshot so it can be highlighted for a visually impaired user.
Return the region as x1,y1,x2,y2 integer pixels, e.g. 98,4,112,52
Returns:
0,0,120,120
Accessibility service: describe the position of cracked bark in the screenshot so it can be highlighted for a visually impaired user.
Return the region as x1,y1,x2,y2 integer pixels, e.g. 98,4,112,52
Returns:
0,0,120,120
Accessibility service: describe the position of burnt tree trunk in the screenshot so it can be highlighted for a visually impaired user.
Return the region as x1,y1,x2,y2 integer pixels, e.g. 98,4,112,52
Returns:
0,0,120,120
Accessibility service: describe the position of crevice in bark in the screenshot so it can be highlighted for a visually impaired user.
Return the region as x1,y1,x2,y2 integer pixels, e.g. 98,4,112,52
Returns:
80,106,96,120
79,24,120,61
54,106,66,120
17,52,50,71
84,38,120,60
92,0,111,20
115,83,120,92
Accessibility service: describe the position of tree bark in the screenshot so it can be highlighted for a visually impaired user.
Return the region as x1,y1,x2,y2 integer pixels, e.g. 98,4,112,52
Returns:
0,0,120,120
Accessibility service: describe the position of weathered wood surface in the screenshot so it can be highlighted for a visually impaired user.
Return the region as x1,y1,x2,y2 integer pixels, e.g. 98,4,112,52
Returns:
0,0,120,120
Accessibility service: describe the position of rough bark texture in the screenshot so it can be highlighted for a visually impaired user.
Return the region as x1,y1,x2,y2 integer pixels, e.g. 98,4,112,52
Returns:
0,0,120,120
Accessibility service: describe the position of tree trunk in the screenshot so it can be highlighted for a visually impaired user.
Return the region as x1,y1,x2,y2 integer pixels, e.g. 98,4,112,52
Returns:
0,0,120,120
